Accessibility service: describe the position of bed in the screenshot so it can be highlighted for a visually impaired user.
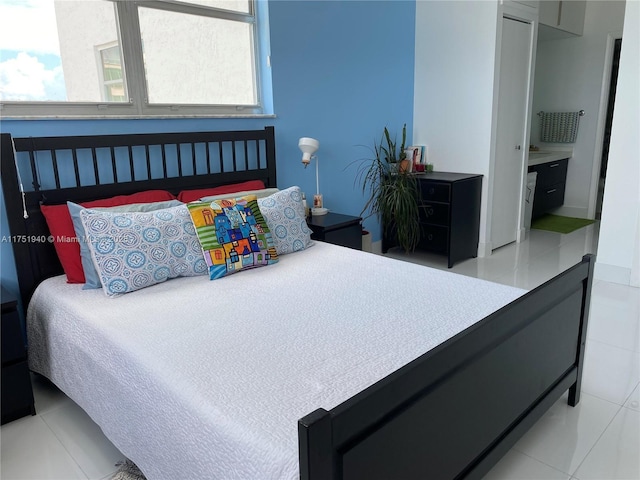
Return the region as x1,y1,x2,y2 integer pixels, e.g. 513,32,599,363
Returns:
1,127,594,480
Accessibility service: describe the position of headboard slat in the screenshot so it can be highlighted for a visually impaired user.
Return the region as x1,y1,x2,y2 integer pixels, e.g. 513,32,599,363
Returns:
127,146,135,182
71,149,81,188
218,142,224,173
191,143,197,176
205,143,211,175
161,144,168,179
232,141,238,173
177,144,183,177
91,148,100,186
145,145,152,181
110,147,118,183
28,150,40,191
51,150,61,189
256,139,262,170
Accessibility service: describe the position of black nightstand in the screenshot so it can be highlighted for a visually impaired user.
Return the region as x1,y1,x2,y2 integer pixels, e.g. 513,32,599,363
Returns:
307,212,362,250
1,287,35,424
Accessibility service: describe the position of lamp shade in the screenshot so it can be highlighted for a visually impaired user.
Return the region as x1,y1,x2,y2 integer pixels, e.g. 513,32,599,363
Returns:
298,137,319,165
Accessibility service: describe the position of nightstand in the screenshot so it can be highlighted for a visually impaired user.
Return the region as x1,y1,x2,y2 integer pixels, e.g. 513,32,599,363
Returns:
307,212,362,250
1,287,35,424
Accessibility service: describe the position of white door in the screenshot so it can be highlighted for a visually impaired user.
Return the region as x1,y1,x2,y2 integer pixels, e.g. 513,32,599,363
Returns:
491,17,532,250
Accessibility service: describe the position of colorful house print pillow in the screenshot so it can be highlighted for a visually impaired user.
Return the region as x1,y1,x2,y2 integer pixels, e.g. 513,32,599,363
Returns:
187,195,278,280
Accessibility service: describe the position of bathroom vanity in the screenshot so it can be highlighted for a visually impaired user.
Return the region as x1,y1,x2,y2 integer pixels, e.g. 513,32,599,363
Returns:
528,151,570,219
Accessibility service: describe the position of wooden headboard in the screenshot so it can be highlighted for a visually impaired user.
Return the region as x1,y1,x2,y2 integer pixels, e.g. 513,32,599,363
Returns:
0,127,277,304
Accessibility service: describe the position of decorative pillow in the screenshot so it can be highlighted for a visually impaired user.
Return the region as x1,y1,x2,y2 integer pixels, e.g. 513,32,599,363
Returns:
68,200,183,290
187,195,278,280
41,190,176,283
199,187,280,203
257,186,312,255
79,205,207,296
177,180,266,203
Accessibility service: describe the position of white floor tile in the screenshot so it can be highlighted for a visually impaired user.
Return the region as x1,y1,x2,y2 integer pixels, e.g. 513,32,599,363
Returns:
513,392,621,476
581,339,640,405
0,415,88,480
452,254,520,284
587,282,640,353
31,373,74,415
625,384,640,412
40,401,122,480
384,247,450,270
510,258,568,290
484,449,571,480
573,407,640,480
520,228,568,257
564,222,600,245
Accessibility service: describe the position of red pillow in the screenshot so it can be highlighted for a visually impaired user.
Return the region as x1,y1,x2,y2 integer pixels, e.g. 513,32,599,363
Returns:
177,180,266,203
41,190,176,283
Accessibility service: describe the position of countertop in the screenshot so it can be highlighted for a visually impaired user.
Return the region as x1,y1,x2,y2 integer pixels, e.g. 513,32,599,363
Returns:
528,150,572,167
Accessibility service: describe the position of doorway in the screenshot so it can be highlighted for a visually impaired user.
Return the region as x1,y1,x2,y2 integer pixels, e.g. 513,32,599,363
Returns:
596,38,622,219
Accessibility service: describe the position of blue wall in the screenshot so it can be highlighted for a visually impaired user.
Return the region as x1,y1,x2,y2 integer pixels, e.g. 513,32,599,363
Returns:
0,0,415,298
269,0,415,227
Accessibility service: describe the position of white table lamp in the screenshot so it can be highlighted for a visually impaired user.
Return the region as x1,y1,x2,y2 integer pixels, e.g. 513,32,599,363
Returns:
298,137,328,215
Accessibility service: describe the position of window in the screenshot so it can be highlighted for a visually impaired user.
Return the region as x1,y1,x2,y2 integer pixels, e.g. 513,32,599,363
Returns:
0,0,265,117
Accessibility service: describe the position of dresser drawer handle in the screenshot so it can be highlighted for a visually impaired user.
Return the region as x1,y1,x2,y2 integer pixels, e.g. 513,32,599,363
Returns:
547,188,557,194
427,234,434,241
549,163,560,168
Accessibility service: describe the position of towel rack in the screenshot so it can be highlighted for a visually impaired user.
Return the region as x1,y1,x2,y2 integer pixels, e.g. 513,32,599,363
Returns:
538,110,585,117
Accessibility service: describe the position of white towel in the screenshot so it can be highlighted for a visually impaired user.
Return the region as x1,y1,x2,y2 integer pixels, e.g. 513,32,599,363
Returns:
540,111,580,143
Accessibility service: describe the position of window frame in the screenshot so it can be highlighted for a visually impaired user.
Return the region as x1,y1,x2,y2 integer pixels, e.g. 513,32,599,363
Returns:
0,0,265,119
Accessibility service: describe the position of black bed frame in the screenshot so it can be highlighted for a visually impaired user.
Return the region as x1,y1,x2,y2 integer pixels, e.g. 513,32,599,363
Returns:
1,128,594,480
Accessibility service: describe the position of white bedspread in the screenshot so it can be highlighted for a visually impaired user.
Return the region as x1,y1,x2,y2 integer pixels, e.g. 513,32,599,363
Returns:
27,242,525,480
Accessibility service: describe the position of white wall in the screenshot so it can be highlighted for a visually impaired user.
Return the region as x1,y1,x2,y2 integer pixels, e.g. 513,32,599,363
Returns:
530,1,626,218
54,1,118,102
596,0,640,286
413,0,499,253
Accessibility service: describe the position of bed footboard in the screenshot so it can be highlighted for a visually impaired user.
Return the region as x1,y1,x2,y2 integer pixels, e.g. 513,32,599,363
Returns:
299,254,594,480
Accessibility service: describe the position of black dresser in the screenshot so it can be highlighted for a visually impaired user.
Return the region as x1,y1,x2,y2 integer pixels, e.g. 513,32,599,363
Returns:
1,287,35,424
384,172,482,268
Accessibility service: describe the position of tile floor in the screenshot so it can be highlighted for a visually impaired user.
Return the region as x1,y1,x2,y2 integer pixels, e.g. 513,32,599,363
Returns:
1,222,638,480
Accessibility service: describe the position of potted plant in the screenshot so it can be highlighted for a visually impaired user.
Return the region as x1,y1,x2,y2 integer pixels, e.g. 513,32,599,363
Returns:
382,125,412,174
356,124,420,253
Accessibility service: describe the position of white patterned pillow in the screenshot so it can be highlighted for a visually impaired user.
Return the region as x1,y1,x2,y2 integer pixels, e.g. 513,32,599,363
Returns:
257,186,312,255
79,205,207,296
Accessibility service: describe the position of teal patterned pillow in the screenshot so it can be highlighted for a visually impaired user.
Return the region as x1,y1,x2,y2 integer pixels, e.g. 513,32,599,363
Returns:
257,186,312,255
68,200,183,290
79,205,207,296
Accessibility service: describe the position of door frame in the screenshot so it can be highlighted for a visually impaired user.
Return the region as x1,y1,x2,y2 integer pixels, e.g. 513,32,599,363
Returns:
587,31,623,220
